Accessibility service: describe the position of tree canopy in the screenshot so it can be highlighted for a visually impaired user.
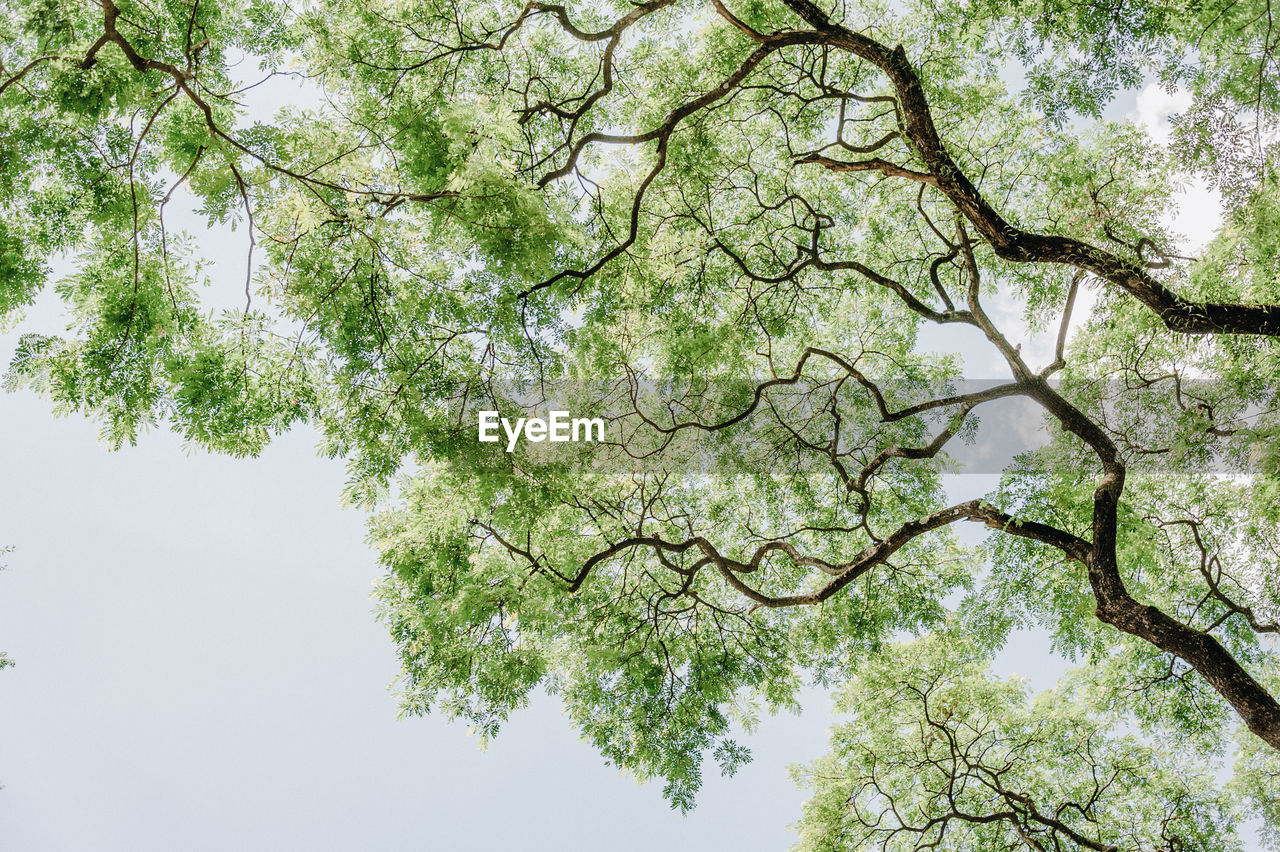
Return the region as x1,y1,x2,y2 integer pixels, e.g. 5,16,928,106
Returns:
4,0,1280,843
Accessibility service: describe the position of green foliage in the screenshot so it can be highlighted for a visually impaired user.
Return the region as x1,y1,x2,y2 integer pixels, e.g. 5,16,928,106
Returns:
1234,729,1280,851
3,0,1280,836
794,632,1243,851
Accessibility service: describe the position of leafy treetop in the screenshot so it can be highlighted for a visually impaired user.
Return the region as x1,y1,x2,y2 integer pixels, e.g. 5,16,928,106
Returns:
3,0,1280,838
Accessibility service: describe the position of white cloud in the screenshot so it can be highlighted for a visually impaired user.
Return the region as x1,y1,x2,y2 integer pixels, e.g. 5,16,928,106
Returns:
1132,84,1191,144
1129,83,1222,253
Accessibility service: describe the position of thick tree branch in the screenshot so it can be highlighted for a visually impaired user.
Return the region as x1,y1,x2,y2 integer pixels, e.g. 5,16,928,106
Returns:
777,0,1280,336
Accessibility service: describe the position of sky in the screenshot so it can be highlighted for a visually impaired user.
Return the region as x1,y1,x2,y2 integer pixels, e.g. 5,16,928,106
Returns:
0,382,842,851
0,358,1074,850
0,64,1253,851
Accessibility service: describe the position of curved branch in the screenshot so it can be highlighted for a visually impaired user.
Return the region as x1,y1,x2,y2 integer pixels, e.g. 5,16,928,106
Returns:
778,0,1280,336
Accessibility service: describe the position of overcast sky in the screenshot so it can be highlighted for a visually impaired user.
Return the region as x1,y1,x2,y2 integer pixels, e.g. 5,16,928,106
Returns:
0,378,851,850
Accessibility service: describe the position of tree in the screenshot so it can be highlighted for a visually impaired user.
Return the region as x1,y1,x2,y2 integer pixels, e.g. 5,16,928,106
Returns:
2,0,1279,839
794,632,1242,851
